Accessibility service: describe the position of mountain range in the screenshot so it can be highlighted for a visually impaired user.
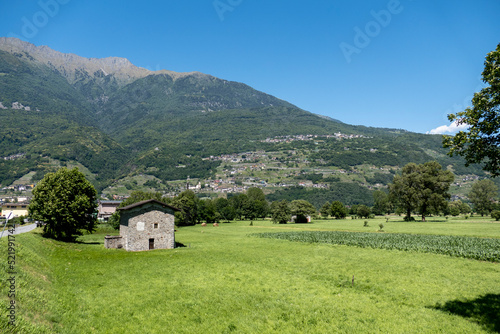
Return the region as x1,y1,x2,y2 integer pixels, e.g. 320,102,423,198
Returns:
0,37,485,200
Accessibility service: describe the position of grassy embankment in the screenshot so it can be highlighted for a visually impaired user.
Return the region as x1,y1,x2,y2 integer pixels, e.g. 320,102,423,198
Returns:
1,216,499,333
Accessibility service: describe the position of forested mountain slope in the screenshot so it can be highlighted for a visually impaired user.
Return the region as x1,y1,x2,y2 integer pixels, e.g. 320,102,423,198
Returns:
0,37,483,194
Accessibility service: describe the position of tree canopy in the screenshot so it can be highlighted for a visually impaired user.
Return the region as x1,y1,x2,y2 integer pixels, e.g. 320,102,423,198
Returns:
330,201,347,219
444,43,500,176
29,167,98,241
389,161,454,221
271,200,291,224
290,200,316,223
468,179,498,216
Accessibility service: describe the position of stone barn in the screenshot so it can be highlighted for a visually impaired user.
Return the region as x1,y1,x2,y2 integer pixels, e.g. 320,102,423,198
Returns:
104,199,179,251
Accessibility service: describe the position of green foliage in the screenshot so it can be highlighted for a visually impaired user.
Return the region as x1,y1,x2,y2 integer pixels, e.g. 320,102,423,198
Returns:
372,190,390,215
357,205,371,219
444,43,500,176
290,199,316,223
28,167,97,241
267,184,373,208
245,187,269,219
0,46,489,193
319,202,331,218
389,161,454,221
330,201,348,219
199,199,220,224
468,179,498,216
172,190,199,226
491,210,500,221
271,200,291,224
215,198,237,222
448,200,471,217
256,231,500,262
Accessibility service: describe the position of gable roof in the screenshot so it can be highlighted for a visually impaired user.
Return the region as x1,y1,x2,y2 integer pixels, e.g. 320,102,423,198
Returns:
117,199,180,212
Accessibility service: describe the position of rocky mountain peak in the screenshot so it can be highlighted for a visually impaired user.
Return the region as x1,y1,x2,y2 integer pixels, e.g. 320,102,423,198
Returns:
0,37,200,85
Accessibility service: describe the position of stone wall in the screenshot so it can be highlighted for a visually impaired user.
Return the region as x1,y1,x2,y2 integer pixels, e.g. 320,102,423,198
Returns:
104,235,123,249
120,203,176,251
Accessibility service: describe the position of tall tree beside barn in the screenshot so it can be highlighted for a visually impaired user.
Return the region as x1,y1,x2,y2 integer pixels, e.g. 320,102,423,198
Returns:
29,167,98,241
172,190,199,226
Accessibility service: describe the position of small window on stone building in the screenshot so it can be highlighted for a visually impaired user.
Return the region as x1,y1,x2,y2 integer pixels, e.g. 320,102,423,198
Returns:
154,223,159,229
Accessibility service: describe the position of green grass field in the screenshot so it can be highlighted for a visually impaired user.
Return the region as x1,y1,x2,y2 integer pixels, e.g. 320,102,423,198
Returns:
1,216,499,333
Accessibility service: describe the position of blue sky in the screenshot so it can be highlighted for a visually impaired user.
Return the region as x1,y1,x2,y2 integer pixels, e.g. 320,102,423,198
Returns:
1,0,499,134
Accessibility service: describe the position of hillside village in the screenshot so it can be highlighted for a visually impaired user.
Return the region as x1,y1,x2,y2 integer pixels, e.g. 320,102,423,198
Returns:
0,132,485,216
0,143,483,220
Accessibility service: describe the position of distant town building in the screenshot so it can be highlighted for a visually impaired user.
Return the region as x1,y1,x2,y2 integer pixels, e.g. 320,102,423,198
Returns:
97,200,122,221
1,203,29,217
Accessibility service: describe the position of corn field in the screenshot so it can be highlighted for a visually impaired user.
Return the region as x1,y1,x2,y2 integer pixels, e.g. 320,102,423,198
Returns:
254,231,500,262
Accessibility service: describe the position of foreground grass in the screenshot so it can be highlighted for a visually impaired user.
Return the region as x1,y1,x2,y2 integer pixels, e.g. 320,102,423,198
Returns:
0,219,499,333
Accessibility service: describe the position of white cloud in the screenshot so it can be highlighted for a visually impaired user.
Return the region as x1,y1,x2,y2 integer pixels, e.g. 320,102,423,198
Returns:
427,122,469,135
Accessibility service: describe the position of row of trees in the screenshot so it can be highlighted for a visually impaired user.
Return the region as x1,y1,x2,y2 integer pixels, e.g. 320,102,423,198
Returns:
318,162,499,221
112,161,498,227
110,188,319,228
28,162,499,241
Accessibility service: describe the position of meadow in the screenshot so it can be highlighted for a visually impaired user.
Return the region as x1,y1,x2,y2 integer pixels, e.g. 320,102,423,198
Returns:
1,216,499,333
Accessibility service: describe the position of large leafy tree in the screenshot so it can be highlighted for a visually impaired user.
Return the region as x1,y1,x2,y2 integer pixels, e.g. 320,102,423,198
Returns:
444,43,500,176
389,163,421,220
356,205,371,219
372,190,390,215
389,161,454,221
468,179,498,216
290,199,316,223
319,202,331,219
172,190,199,226
330,201,347,219
229,193,248,220
29,167,98,241
246,187,269,218
271,200,291,224
215,198,237,222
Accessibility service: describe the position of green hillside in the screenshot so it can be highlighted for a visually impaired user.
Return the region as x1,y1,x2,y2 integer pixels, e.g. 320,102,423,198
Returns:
0,38,486,198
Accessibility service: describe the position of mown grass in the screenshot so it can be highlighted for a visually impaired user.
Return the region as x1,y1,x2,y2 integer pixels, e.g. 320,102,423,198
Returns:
1,218,499,333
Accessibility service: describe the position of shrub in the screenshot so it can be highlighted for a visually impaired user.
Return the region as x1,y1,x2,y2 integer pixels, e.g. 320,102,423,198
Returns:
363,221,369,227
404,216,415,222
378,223,384,231
491,210,500,221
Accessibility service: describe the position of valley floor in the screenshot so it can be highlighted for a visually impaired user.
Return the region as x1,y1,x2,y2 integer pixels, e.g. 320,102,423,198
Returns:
1,217,499,333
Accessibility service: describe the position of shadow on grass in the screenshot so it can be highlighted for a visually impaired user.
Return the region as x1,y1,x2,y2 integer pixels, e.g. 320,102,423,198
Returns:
72,240,102,245
432,294,500,333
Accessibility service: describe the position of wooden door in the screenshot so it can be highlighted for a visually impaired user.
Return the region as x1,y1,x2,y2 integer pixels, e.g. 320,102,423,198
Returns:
149,238,154,250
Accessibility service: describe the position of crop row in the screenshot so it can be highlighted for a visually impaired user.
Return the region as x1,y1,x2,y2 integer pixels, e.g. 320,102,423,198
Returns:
253,231,500,262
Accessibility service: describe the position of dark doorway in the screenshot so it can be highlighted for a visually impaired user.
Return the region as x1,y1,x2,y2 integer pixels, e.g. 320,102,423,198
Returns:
149,238,154,250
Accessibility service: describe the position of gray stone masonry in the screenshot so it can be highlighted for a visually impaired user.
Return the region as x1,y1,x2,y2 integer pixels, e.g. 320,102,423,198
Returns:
105,199,179,251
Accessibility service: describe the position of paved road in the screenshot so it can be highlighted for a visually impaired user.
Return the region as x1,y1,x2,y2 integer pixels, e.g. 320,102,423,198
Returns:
0,223,37,238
